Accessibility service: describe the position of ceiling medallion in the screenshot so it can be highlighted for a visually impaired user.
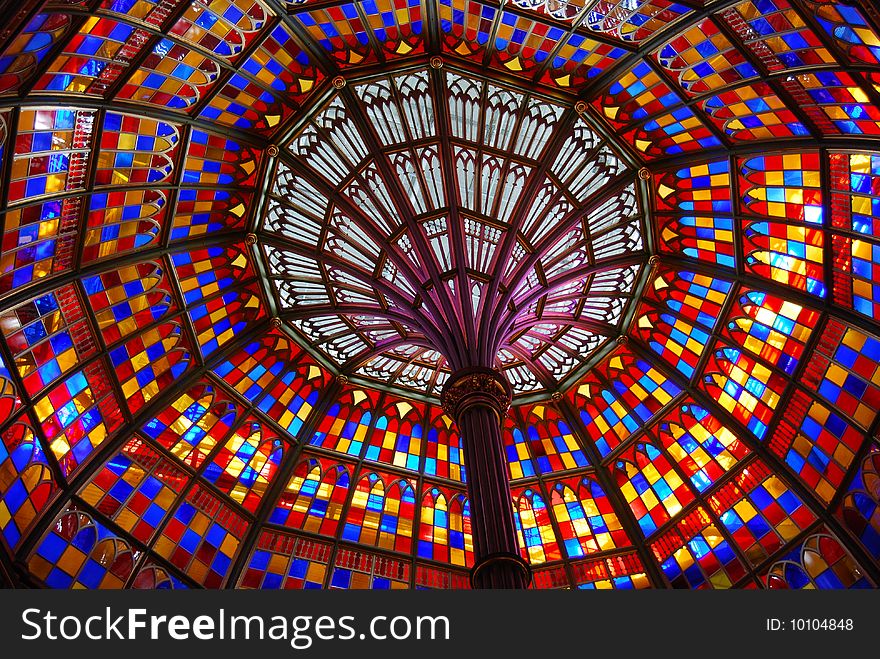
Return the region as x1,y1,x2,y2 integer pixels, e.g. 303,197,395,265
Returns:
260,66,648,400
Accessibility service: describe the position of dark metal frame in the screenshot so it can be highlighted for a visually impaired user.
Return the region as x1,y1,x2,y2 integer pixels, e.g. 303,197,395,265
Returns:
1,0,880,588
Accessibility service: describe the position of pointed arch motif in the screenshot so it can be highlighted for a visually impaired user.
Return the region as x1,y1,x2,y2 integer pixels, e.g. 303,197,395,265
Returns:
28,506,138,588
0,419,55,548
517,403,589,474
272,456,351,537
764,532,873,589
342,471,416,554
418,486,473,567
82,260,175,345
203,418,284,513
550,475,630,559
839,442,880,560
364,397,425,471
513,486,560,565
424,405,465,482
141,381,239,468
310,387,378,457
656,401,750,493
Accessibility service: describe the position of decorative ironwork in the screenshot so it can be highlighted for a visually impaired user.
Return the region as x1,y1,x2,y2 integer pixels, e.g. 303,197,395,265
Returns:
262,66,646,399
1,0,880,591
441,367,513,421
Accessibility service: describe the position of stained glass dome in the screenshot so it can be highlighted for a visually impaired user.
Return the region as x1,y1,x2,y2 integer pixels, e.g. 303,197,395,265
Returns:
1,0,880,590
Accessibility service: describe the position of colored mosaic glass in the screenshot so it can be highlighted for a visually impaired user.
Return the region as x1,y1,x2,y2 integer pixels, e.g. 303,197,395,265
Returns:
655,18,758,96
35,17,138,94
118,40,221,110
272,456,351,537
169,0,267,59
141,382,238,468
182,130,260,187
1,284,96,396
79,436,189,543
0,352,19,425
28,506,139,588
596,61,722,157
657,402,750,493
239,531,332,589
0,14,73,95
34,361,123,477
108,321,192,413
513,486,561,564
293,3,380,67
310,387,377,456
170,189,249,241
701,345,788,439
419,487,473,567
809,1,880,65
96,112,179,186
572,553,651,589
838,442,880,560
4,0,880,592
636,269,731,378
438,0,497,60
188,285,265,357
739,152,823,221
213,332,291,403
614,442,695,537
800,321,880,431
771,390,865,504
503,412,537,479
569,370,637,459
203,418,284,513
82,189,166,262
721,0,836,71
605,350,682,425
702,83,808,140
652,507,748,588
800,71,880,135
0,199,73,294
763,531,873,589
515,403,589,474
172,244,255,306
550,476,630,558
201,24,320,133
364,398,424,471
0,419,55,548
424,405,465,482
342,470,416,554
152,484,249,588
329,548,411,589
655,158,732,213
130,561,189,589
255,352,326,437
709,459,817,566
584,0,691,43
81,261,175,345
829,151,880,319
722,289,817,376
656,215,736,268
9,108,95,205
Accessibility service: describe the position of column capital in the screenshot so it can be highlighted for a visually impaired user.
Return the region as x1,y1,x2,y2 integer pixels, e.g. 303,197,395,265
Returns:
441,367,512,421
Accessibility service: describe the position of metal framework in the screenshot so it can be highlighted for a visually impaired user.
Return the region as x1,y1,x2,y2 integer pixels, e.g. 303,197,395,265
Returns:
0,0,879,590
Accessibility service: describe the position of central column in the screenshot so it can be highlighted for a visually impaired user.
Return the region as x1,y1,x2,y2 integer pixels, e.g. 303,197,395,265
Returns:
441,367,531,589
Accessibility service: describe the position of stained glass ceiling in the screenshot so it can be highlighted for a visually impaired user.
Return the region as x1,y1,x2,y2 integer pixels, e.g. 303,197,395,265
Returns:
265,67,645,398
1,0,880,591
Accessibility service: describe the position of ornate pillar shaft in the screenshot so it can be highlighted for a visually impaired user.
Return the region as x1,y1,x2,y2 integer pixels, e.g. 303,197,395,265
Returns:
441,368,531,589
